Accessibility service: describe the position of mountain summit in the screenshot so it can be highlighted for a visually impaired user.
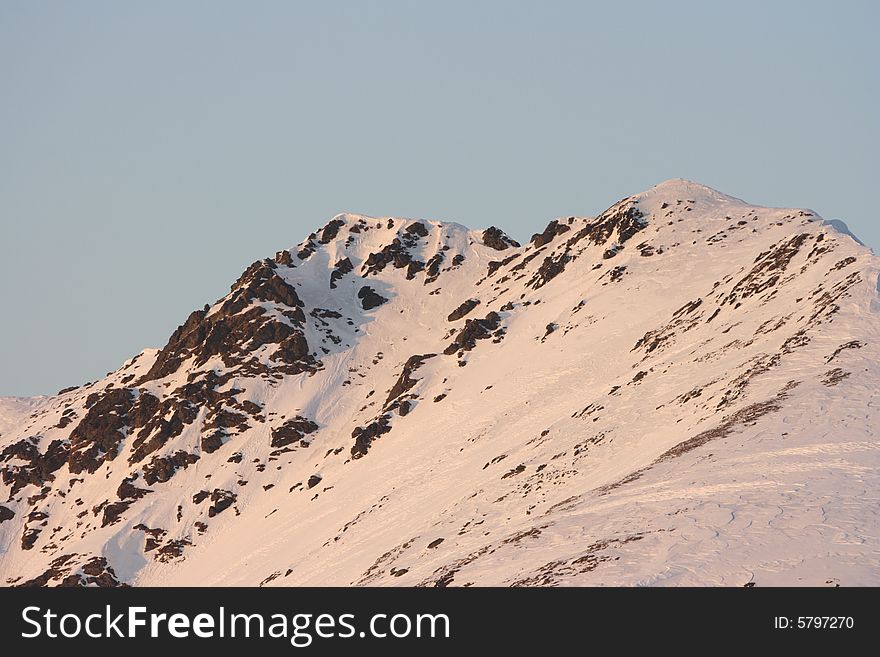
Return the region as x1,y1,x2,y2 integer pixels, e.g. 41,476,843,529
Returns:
1,181,878,587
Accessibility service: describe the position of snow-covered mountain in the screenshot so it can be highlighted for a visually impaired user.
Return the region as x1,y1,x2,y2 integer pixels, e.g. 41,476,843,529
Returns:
2,179,878,587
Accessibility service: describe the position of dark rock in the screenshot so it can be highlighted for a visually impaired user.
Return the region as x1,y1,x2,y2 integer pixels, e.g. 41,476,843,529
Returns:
443,312,502,355
530,219,571,248
427,538,445,549
116,476,152,500
0,436,69,496
385,354,436,407
447,299,480,322
362,238,426,279
200,432,225,454
424,253,445,284
298,241,317,260
274,250,293,266
0,505,14,523
358,286,388,310
21,526,41,550
502,464,526,479
529,252,572,289
608,265,627,282
101,501,132,527
319,218,346,244
81,557,109,576
55,409,76,429
565,200,646,252
208,489,237,517
330,257,354,289
68,388,136,474
134,523,167,551
482,227,520,251
142,451,200,485
486,253,520,277
405,222,429,237
350,415,392,459
156,539,191,562
307,474,323,489
720,233,811,306
140,259,313,384
270,416,319,448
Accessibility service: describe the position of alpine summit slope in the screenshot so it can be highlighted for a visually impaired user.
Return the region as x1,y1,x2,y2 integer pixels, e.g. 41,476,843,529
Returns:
1,179,878,587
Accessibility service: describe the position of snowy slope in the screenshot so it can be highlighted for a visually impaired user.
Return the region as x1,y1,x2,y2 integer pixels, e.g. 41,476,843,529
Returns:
1,179,878,587
0,397,46,439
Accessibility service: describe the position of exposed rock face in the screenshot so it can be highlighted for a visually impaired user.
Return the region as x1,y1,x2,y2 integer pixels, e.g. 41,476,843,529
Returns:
68,389,136,474
350,415,392,459
141,259,313,383
319,218,346,244
0,505,13,523
385,354,436,408
358,285,388,310
330,257,354,289
1,436,69,496
447,299,480,322
565,200,646,252
142,451,200,485
362,224,430,280
443,312,503,355
482,227,520,251
530,219,571,248
208,489,237,517
405,222,429,238
18,555,127,588
270,416,319,449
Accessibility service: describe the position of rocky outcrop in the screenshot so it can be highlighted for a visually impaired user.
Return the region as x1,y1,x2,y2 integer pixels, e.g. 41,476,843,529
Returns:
358,286,388,310
530,219,571,248
330,257,354,289
142,451,200,485
1,437,69,496
270,416,319,449
443,312,503,355
564,200,646,252
319,218,346,244
68,388,136,474
208,489,237,517
385,354,436,407
140,259,313,383
350,415,392,459
447,299,480,322
482,227,520,251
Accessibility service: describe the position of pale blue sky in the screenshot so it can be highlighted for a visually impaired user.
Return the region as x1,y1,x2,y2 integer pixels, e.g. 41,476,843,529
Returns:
1,1,877,396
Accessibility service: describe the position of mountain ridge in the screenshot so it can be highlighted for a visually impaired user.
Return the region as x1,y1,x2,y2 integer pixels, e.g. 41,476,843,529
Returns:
2,180,878,587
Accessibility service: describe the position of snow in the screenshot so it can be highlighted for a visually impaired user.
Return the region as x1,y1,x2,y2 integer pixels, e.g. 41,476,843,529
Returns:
0,397,46,437
822,218,866,247
1,180,878,587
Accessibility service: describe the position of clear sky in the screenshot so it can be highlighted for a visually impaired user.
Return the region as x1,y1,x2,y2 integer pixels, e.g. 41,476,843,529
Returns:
1,1,877,397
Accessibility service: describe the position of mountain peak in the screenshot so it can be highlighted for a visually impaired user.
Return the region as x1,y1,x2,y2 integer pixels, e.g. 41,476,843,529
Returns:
632,178,751,213
1,183,878,587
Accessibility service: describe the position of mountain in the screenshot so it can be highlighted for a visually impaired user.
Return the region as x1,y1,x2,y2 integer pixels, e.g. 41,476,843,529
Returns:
1,179,878,587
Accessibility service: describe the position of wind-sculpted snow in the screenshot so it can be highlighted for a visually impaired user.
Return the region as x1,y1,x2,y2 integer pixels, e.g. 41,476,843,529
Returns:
1,180,879,587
